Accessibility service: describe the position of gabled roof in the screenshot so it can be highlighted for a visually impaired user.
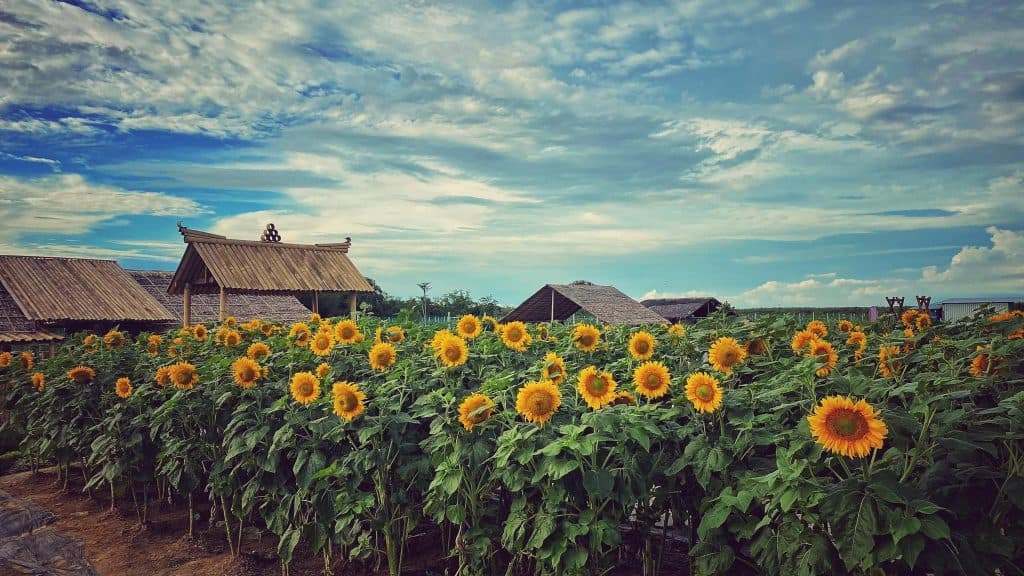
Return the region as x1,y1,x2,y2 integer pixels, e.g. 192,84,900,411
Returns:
130,270,312,324
502,283,666,326
0,255,174,322
940,297,1023,305
0,283,62,343
641,297,722,320
168,226,374,295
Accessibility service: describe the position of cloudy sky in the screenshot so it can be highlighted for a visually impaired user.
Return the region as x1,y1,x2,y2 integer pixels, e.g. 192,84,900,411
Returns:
1,0,1022,307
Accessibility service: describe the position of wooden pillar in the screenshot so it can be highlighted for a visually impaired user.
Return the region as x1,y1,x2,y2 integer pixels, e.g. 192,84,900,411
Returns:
49,342,56,357
219,286,227,322
550,288,555,322
312,291,319,315
348,292,358,319
183,282,192,327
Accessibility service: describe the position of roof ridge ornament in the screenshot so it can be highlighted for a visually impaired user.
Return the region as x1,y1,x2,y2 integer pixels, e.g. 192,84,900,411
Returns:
260,223,281,243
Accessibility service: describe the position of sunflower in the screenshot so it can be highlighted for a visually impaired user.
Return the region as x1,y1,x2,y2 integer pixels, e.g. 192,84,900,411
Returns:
0,352,10,367
20,351,33,371
262,323,276,336
516,379,561,425
791,330,815,353
223,330,242,348
437,334,469,368
685,372,723,414
431,329,454,354
31,372,45,392
214,326,230,345
290,372,321,405
83,334,98,352
628,331,656,361
231,357,262,389
310,330,335,357
316,362,332,379
309,312,322,323
223,315,237,327
709,336,747,374
458,393,495,431
241,319,262,332
837,320,854,333
193,324,208,342
456,314,482,340
332,381,366,421
745,339,768,356
900,309,918,328
374,326,384,344
969,352,1003,378
247,342,271,360
878,345,901,378
578,366,617,409
633,361,671,399
846,331,867,360
68,365,95,384
115,377,132,399
147,335,162,357
369,342,397,372
169,362,199,390
541,352,566,385
482,315,499,331
610,391,636,406
501,321,531,352
572,324,601,353
806,320,828,339
915,314,932,331
386,326,405,343
334,320,362,345
104,329,125,349
289,322,312,347
537,324,549,341
807,396,888,458
808,338,838,377
668,324,686,337
155,366,172,387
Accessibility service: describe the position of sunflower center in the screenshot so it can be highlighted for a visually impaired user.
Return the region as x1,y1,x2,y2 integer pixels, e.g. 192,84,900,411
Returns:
579,335,594,347
340,391,357,411
508,328,522,341
645,373,661,388
826,409,868,439
587,376,607,394
341,327,354,339
241,367,257,381
529,392,552,414
299,381,314,396
722,350,737,365
696,384,713,401
635,341,649,354
548,365,562,378
445,346,461,362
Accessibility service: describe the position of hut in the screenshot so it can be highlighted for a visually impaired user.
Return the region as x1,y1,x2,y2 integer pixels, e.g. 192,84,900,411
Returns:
641,297,723,324
940,297,1023,323
502,283,665,326
168,224,373,326
0,255,175,352
130,270,313,327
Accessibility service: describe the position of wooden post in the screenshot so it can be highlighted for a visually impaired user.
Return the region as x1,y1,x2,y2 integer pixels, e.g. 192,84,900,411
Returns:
48,342,56,357
183,283,192,327
219,286,227,322
550,288,555,322
312,291,319,315
348,292,357,319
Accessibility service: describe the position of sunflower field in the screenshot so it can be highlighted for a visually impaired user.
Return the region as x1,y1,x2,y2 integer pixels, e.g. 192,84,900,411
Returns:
1,309,1023,575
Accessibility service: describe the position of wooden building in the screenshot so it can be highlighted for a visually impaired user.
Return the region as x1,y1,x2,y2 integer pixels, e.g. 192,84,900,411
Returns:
0,255,175,351
168,224,373,326
502,283,665,326
641,297,724,324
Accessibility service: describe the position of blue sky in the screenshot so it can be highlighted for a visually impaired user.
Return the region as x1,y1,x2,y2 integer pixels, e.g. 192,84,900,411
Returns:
1,0,1022,307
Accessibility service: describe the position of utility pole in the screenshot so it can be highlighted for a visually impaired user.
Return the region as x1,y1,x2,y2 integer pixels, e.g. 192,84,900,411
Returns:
417,282,431,323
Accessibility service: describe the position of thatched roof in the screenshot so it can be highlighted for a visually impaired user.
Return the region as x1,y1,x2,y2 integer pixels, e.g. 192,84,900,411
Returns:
130,270,312,324
168,225,374,295
502,284,665,326
641,297,722,323
0,283,62,343
0,256,174,323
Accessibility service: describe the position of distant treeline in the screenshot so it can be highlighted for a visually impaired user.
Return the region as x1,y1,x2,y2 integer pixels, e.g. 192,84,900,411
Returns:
299,278,511,320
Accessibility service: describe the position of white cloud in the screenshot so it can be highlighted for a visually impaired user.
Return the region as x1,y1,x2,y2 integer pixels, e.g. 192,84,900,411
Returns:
810,38,867,69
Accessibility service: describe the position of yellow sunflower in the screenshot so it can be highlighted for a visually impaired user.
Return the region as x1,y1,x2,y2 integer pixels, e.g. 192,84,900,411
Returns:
808,338,838,377
806,320,828,339
20,351,33,371
155,366,172,387
610,391,636,406
386,326,405,343
633,361,671,399
68,365,95,384
458,393,495,431
316,362,332,379
115,377,132,399
628,331,656,361
83,334,98,352
501,321,531,352
572,324,601,353
668,323,686,337
878,345,901,378
103,329,125,349
309,312,322,323
482,315,499,331
456,314,482,340
369,342,397,372
745,338,768,356
31,372,45,392
289,322,312,347
837,320,854,333
214,326,230,344
223,330,242,348
807,396,888,458
541,352,566,385
247,342,271,360
0,352,10,367
193,324,208,342
332,381,366,421
334,320,362,345
169,362,199,390
685,372,723,414
846,331,867,360
290,371,321,405
709,336,747,374
147,335,162,357
431,329,453,354
224,315,238,327
915,314,932,331
900,309,918,328
516,379,561,425
231,357,262,389
310,330,335,357
970,353,1002,378
577,366,617,409
262,323,276,336
438,334,469,369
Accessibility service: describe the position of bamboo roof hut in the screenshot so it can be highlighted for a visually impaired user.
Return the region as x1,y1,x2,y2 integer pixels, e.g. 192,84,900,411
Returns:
168,223,373,326
502,283,665,326
641,297,723,324
130,270,312,326
0,255,175,348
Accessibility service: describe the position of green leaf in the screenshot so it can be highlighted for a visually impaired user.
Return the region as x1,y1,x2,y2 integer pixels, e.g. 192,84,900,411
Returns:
527,513,556,550
891,516,920,544
697,502,731,540
446,504,466,524
277,527,301,564
918,515,950,541
780,490,798,512
582,469,614,501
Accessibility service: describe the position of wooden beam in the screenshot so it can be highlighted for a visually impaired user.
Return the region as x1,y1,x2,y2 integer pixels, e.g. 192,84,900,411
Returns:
183,282,192,327
312,291,319,315
219,286,227,322
348,292,357,319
